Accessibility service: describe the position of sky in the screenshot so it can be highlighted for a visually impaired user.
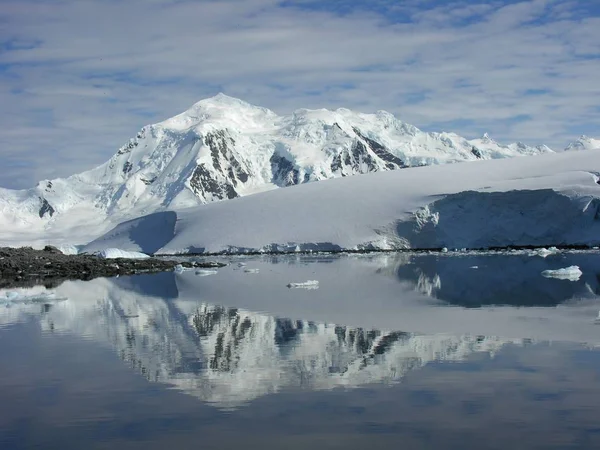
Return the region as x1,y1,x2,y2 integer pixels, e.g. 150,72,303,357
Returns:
1,0,599,189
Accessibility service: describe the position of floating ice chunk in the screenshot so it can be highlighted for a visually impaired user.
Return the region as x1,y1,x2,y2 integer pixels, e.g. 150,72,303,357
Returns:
196,269,218,276
174,264,192,274
244,268,260,274
531,247,560,258
287,280,319,290
541,265,582,281
98,248,150,259
237,262,247,267
470,266,479,269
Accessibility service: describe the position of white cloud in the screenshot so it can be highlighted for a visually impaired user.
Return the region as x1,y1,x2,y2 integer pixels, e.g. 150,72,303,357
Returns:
0,0,598,188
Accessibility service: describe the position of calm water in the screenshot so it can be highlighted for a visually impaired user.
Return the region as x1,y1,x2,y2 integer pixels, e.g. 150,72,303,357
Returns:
2,252,600,449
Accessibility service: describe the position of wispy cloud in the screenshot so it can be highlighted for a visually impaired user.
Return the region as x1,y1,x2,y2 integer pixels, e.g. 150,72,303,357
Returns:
1,0,599,188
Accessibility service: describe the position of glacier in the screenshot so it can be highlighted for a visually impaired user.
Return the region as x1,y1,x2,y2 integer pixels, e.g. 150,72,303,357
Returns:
0,93,582,249
84,148,600,254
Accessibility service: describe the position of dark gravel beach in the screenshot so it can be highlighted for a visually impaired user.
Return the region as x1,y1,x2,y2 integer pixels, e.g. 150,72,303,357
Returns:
0,246,225,289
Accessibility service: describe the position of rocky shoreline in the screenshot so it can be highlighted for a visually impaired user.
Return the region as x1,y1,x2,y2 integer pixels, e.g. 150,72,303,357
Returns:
0,246,226,289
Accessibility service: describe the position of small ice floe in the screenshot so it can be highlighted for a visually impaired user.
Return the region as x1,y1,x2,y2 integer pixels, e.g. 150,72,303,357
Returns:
237,262,247,267
594,311,600,325
287,280,319,290
244,268,260,274
541,265,582,281
441,247,448,253
470,266,479,269
531,247,560,258
196,269,218,277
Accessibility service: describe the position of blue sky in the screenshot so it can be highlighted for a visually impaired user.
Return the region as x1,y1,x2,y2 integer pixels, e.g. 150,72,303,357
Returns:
0,0,599,188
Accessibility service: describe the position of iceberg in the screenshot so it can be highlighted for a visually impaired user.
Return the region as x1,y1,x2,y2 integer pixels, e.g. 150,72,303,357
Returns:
541,266,583,281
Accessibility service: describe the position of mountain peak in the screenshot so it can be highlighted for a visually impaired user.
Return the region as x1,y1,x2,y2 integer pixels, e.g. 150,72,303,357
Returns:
197,92,251,106
565,135,600,151
160,93,277,131
189,93,269,112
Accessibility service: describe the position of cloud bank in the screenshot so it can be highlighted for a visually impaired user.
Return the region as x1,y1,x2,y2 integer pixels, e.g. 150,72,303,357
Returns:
1,0,599,188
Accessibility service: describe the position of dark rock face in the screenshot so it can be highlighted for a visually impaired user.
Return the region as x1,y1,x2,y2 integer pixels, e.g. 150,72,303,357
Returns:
330,128,406,176
117,141,138,155
123,161,133,174
117,132,142,156
206,130,249,185
270,153,300,186
471,147,483,159
38,197,55,218
189,164,238,200
188,130,254,201
141,177,156,185
331,140,376,176
0,247,226,289
206,130,250,190
352,127,407,169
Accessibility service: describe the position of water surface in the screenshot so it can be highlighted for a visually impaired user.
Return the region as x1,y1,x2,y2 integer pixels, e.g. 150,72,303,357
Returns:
2,252,600,449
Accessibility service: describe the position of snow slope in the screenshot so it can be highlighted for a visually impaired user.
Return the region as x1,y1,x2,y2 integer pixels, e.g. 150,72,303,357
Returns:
85,149,600,254
0,94,561,248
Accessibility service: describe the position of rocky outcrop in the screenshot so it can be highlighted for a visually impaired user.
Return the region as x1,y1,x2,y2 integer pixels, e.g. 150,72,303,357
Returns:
0,246,225,289
187,130,252,201
38,197,55,218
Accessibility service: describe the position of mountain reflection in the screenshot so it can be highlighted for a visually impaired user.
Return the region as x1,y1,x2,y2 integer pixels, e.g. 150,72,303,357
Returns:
83,300,519,409
5,251,599,408
0,273,521,409
378,252,600,307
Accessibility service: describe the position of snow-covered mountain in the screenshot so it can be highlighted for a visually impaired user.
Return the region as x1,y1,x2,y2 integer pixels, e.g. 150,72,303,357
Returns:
565,135,600,152
0,94,560,247
470,132,553,157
